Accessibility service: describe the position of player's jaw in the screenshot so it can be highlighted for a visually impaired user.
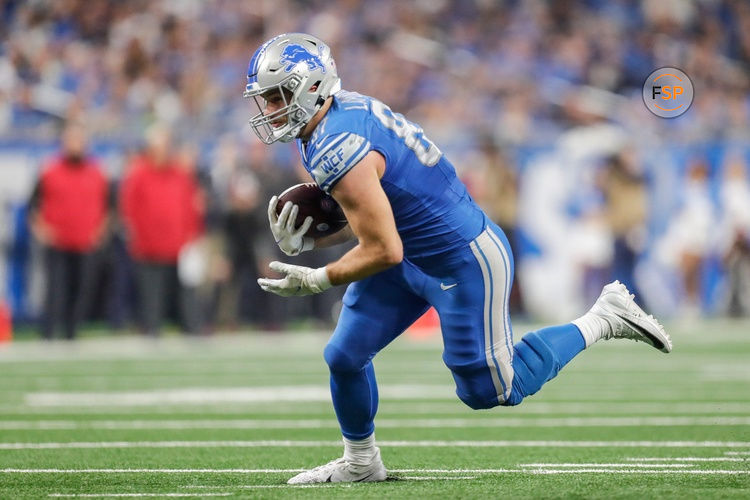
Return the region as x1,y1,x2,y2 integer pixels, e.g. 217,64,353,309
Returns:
262,91,291,128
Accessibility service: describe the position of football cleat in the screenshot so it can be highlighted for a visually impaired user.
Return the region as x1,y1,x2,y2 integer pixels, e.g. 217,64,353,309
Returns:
287,447,387,484
590,280,672,353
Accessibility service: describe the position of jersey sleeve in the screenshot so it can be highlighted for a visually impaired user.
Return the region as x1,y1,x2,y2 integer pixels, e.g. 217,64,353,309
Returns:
307,132,371,193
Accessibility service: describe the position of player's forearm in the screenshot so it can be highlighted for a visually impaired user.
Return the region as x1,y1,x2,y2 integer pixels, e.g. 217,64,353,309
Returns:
325,241,402,286
314,225,355,248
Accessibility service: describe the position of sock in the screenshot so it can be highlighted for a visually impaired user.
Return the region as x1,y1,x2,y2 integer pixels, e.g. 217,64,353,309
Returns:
572,312,611,348
535,323,586,366
343,433,376,465
504,324,586,406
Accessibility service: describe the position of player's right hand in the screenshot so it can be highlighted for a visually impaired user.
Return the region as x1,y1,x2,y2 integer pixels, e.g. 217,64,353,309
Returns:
268,195,314,256
258,261,331,297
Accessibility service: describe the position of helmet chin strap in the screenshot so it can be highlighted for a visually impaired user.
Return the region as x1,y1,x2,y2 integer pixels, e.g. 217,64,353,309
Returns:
280,117,308,143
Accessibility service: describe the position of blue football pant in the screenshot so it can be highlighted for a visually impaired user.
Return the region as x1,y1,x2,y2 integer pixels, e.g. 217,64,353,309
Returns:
324,224,586,439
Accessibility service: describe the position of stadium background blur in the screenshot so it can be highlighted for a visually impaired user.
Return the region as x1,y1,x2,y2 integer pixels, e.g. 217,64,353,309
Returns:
0,0,749,337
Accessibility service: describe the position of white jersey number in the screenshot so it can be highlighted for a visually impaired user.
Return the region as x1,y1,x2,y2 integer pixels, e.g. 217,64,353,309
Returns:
371,100,442,167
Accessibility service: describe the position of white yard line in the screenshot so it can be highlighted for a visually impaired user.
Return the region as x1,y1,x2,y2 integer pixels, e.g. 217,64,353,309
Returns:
388,476,477,480
628,457,748,462
519,463,693,468
3,440,750,451
23,386,454,406
24,388,332,406
4,415,750,430
7,467,749,475
49,494,231,498
8,469,304,473
182,484,338,488
516,469,750,475
192,477,478,483
10,467,746,478
0,334,333,363
205,485,337,489
2,401,749,417
725,451,750,455
25,387,750,408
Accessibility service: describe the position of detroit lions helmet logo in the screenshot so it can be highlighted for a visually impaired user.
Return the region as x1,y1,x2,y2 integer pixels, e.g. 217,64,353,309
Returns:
280,44,327,73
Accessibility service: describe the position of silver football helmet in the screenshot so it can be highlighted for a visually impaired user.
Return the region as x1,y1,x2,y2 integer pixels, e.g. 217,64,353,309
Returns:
243,33,341,144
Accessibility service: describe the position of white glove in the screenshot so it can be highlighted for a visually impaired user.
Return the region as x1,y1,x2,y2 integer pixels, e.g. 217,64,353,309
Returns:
258,261,332,297
268,196,315,256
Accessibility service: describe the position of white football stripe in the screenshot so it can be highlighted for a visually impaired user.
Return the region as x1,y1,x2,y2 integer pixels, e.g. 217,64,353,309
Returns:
627,457,747,462
3,416,750,430
23,385,454,406
513,470,750,475
392,476,477,481
7,469,304,473
3,401,750,415
49,494,231,498
520,463,692,468
5,468,747,477
2,440,750,450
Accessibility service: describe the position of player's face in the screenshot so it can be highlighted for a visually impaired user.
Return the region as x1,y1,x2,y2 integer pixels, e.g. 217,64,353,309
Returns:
261,89,290,128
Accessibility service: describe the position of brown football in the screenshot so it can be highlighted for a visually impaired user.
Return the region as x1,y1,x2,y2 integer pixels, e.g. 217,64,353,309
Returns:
276,183,347,238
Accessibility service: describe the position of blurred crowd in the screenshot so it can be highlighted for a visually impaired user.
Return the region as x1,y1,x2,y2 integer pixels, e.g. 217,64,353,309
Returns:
1,0,749,337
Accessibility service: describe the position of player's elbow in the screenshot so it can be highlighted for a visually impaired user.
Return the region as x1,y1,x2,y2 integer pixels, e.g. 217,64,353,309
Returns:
360,230,402,268
379,240,403,267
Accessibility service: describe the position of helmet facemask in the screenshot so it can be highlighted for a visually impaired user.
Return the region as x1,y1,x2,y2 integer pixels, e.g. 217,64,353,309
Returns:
244,75,313,144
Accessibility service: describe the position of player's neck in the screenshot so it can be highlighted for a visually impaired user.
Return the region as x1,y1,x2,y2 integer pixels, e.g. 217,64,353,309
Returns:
299,97,333,142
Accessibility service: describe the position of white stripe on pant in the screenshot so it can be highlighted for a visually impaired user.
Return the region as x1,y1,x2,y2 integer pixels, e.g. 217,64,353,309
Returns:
469,228,515,403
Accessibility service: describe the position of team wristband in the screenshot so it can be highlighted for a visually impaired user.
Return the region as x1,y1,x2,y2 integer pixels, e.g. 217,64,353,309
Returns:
311,266,332,292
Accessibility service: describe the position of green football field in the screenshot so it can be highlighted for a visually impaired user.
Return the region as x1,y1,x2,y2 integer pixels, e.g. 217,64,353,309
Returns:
1,319,749,499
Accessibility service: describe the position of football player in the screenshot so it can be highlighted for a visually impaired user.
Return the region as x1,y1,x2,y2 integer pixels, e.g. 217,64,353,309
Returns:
248,33,672,484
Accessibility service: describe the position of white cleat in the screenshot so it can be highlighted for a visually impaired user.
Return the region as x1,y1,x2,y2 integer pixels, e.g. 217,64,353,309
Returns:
590,280,673,353
287,447,387,484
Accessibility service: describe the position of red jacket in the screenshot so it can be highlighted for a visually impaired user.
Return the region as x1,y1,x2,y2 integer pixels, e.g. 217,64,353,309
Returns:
120,156,203,263
39,156,108,253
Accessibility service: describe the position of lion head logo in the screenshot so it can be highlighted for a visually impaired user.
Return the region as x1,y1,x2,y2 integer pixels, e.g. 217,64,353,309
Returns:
279,44,327,74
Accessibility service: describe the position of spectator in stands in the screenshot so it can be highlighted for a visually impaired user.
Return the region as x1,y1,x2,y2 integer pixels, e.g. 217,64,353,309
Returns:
3,0,750,325
215,165,266,328
29,121,109,340
120,123,203,335
601,150,648,298
655,159,718,317
718,153,750,316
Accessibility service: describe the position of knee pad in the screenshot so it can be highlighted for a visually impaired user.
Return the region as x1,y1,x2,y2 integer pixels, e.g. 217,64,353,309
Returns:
324,343,367,373
508,331,561,403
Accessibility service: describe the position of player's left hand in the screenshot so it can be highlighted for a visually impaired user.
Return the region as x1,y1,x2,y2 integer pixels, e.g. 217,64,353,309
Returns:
257,261,332,297
268,196,315,257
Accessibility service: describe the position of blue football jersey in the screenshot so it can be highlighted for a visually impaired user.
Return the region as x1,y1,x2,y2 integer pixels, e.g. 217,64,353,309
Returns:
296,90,486,260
